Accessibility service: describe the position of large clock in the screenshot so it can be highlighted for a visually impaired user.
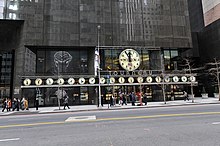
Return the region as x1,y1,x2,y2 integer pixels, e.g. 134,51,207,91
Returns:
119,49,141,71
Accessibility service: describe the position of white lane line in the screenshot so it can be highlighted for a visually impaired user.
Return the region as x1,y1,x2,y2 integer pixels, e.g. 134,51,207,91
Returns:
65,115,96,122
0,138,20,142
212,122,220,125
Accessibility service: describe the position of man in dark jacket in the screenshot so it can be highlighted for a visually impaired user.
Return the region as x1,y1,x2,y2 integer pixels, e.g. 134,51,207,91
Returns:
63,95,70,110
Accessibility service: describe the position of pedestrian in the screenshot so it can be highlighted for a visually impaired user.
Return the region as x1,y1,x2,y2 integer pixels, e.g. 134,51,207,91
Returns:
1,98,7,112
7,98,12,111
35,96,39,110
183,91,189,101
16,98,20,111
24,98,29,110
110,94,115,106
131,92,136,106
122,94,127,105
119,93,123,105
20,98,24,110
137,92,143,106
63,95,70,110
12,98,17,111
143,93,147,105
21,97,28,110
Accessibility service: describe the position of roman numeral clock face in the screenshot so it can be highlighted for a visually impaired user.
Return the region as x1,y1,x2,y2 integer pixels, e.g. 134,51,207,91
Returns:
119,49,141,71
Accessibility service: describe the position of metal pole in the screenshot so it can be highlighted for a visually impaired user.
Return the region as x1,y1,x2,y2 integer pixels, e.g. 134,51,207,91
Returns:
161,54,166,104
97,25,102,107
188,62,194,103
57,63,61,110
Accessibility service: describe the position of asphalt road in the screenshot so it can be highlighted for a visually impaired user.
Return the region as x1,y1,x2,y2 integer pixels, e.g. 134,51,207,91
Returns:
0,104,220,146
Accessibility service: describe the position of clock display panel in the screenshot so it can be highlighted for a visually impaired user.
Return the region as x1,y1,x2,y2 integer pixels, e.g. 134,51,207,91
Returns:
119,49,141,71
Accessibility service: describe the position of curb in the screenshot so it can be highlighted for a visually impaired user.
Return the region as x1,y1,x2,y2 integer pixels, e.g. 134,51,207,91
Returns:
1,101,219,116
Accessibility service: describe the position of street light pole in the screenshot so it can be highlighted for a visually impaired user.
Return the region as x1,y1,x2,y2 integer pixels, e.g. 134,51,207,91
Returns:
97,25,102,107
161,54,166,104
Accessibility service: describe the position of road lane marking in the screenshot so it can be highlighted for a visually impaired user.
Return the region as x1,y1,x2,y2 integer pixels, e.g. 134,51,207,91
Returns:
8,117,50,121
0,138,20,142
212,122,220,125
1,111,220,129
65,115,96,122
96,111,220,122
0,121,65,129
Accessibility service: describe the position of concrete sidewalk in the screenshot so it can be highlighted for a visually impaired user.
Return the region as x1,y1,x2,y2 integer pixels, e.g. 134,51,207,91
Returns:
1,97,219,116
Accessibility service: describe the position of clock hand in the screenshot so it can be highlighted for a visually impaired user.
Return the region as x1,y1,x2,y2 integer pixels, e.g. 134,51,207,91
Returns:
125,51,132,62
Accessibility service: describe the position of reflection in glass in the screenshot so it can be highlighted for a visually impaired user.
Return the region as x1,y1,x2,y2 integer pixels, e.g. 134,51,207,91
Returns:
54,51,72,73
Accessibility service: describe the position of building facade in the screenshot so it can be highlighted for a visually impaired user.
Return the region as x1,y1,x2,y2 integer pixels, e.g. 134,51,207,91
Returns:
187,0,220,96
0,0,192,106
202,0,220,26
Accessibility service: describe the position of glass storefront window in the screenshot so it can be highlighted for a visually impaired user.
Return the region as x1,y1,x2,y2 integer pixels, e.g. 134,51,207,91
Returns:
80,51,88,73
80,87,88,103
171,50,178,58
141,49,150,70
36,48,90,75
0,51,13,99
163,49,179,70
102,48,151,71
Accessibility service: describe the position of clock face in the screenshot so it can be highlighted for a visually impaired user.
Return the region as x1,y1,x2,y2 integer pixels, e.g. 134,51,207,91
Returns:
118,77,125,83
24,78,31,86
79,78,85,84
189,76,196,82
181,76,187,82
46,78,54,85
110,77,115,84
57,78,64,85
89,77,96,84
164,76,170,83
146,76,152,83
100,77,106,84
173,76,179,82
35,78,43,86
137,77,143,83
128,77,134,83
119,49,141,71
155,76,161,83
68,78,75,85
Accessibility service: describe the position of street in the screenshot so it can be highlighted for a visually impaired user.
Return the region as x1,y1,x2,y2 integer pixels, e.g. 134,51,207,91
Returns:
0,104,220,146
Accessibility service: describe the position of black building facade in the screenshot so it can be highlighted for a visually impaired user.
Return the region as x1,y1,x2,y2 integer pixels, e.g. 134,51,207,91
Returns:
0,0,192,106
187,0,220,97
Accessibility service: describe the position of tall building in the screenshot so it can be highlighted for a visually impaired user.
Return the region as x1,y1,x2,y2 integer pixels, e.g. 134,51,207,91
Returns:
202,0,220,26
0,0,192,106
188,0,220,96
187,0,204,58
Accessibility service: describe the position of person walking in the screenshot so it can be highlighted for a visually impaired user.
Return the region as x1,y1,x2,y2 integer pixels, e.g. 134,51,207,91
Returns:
12,98,17,111
143,93,147,105
122,94,127,105
7,98,12,111
131,92,136,106
21,97,28,110
183,91,189,101
63,95,70,110
110,94,115,107
1,98,7,112
119,93,123,105
24,98,29,110
16,98,20,111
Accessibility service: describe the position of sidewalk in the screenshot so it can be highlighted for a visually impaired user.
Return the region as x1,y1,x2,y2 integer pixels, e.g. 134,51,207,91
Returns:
1,97,219,116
